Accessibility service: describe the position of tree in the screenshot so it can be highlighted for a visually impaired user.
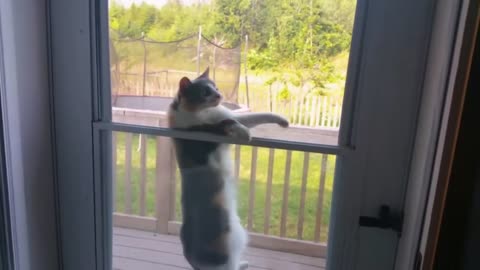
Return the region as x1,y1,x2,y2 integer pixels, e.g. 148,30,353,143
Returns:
110,1,158,38
212,0,276,47
109,0,356,94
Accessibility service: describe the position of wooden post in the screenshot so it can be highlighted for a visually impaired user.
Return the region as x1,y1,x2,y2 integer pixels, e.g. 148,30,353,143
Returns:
315,96,321,126
314,155,329,242
142,32,147,96
169,144,177,221
244,35,250,107
112,132,117,212
310,97,317,126
297,152,310,239
197,26,202,75
287,94,292,123
213,45,216,82
292,95,299,125
268,84,273,112
335,99,342,127
305,96,311,126
298,97,305,126
247,147,258,231
111,40,120,105
321,96,328,127
264,148,275,234
280,151,292,237
139,135,147,216
124,133,133,214
325,96,331,127
155,137,174,233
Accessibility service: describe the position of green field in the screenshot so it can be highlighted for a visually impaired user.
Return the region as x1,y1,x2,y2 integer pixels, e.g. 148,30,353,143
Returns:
114,133,336,243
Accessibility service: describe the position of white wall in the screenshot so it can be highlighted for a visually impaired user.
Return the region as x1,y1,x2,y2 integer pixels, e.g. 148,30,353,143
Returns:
0,0,58,269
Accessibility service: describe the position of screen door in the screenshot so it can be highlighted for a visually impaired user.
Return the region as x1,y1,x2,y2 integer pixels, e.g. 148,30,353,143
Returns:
48,0,445,269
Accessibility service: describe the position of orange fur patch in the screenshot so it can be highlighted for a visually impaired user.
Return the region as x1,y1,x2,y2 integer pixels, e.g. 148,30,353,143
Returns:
167,113,175,127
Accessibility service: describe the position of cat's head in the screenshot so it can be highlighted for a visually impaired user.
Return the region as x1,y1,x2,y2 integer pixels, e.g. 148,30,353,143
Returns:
176,67,222,111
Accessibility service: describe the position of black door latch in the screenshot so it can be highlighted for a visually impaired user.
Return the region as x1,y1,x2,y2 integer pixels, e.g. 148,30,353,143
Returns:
358,205,403,237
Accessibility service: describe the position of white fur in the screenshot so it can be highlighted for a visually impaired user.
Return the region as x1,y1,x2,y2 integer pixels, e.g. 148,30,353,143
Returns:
197,143,247,270
170,104,234,128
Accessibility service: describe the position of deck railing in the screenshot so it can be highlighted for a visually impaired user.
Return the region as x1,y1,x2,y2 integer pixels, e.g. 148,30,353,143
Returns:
112,127,336,258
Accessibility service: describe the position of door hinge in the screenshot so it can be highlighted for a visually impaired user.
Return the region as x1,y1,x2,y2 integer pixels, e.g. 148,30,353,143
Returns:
358,205,404,237
414,250,423,270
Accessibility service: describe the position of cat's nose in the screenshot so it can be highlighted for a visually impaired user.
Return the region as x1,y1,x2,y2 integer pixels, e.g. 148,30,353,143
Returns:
215,93,222,99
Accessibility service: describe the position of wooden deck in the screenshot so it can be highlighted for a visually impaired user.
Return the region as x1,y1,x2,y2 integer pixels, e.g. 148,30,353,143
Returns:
113,227,326,270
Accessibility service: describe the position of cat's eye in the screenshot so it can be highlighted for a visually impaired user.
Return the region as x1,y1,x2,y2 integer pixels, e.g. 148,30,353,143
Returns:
202,88,210,96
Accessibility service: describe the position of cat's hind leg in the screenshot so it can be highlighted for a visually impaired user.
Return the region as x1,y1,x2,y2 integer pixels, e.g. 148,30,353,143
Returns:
227,220,249,270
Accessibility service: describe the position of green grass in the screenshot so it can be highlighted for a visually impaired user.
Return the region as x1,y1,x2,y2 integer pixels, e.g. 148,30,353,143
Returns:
114,133,335,243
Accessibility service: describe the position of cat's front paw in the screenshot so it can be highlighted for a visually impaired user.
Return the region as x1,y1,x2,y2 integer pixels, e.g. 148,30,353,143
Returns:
277,116,289,128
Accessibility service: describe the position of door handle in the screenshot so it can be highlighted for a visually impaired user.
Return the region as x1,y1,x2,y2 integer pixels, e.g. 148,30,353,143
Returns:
359,205,403,237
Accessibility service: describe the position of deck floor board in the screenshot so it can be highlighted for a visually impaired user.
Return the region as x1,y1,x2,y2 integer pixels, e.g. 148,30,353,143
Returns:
113,228,326,270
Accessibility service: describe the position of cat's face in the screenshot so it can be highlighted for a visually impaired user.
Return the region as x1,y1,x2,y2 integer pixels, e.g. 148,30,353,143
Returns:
177,67,222,111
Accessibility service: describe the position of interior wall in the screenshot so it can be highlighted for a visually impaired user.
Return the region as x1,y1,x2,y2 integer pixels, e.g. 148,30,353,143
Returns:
0,0,59,269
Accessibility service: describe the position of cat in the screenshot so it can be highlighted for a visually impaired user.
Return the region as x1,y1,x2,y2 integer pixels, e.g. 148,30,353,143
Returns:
168,67,288,270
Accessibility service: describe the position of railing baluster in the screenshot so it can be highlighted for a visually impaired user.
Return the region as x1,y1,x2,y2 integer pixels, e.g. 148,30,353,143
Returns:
247,147,258,231
280,150,292,237
124,133,133,214
297,152,310,239
169,143,177,221
112,132,117,212
264,148,275,234
155,137,173,233
315,154,329,242
139,134,147,216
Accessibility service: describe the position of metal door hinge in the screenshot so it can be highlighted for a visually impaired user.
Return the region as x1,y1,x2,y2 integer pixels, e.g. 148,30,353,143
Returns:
358,205,404,237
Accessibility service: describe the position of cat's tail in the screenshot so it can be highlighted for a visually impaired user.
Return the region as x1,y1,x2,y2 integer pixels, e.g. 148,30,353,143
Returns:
234,113,289,128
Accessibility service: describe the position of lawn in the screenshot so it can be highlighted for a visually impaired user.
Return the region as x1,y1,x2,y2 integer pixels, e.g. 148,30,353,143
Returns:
113,132,336,243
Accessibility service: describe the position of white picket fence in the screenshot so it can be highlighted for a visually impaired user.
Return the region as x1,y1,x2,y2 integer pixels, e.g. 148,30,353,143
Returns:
112,71,343,129
271,95,342,128
239,81,343,128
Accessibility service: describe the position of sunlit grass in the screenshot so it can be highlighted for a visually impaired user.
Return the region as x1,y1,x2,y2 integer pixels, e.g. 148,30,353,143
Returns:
114,133,335,243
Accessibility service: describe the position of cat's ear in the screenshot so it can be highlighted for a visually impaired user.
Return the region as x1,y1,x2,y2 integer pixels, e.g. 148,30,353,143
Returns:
179,77,191,94
198,67,210,79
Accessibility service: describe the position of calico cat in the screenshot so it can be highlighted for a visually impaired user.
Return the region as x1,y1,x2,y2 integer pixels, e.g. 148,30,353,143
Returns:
168,68,288,270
